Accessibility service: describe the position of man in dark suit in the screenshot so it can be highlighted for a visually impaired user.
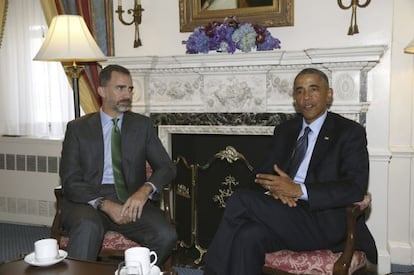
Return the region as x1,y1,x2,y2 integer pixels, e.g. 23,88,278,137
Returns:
203,68,377,275
59,64,177,265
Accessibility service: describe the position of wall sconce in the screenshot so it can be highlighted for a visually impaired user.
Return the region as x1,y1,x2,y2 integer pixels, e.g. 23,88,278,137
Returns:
338,0,371,35
34,15,106,118
116,0,144,48
404,38,414,54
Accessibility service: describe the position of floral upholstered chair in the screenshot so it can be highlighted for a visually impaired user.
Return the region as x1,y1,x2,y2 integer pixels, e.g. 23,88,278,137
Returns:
262,193,372,275
51,164,174,270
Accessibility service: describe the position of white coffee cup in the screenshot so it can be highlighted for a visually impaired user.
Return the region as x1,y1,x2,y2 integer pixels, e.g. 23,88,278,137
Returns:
34,238,59,262
125,247,157,275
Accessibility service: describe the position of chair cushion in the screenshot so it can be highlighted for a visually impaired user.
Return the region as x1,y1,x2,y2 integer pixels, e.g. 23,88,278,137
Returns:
264,250,367,275
59,230,139,251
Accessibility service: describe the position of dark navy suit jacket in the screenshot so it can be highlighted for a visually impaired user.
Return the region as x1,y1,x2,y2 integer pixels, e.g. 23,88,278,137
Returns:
257,112,377,263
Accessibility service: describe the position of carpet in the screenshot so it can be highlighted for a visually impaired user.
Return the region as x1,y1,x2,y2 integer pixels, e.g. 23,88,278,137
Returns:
0,223,202,274
0,222,50,263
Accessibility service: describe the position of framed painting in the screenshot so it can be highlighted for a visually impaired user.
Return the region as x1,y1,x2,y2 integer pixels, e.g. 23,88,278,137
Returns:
0,0,8,47
179,0,294,32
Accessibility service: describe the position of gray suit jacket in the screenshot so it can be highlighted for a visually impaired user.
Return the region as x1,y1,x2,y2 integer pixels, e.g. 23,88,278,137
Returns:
60,111,176,203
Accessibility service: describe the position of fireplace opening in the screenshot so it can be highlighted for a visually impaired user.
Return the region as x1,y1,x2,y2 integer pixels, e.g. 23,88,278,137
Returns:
171,133,273,263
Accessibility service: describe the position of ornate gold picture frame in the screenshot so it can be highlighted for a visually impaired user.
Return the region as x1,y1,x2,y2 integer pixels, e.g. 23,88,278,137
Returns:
0,0,8,47
179,0,294,32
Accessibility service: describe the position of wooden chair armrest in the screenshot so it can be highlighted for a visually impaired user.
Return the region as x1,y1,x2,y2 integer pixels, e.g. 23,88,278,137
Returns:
162,183,173,223
53,182,173,227
51,185,63,242
53,182,174,243
333,193,371,275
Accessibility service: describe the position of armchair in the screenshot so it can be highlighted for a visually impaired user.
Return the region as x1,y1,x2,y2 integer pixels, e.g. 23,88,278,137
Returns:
51,165,174,270
262,193,372,275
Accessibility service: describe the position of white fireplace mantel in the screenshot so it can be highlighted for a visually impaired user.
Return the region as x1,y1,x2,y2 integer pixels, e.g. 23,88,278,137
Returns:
106,45,387,69
103,45,388,117
102,45,389,151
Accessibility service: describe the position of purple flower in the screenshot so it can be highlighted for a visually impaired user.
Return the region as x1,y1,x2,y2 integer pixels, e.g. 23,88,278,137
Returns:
185,27,210,54
232,23,257,52
184,17,281,54
257,30,281,51
211,23,237,53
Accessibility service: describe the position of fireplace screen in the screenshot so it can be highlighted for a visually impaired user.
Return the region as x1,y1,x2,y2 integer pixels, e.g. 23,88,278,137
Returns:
172,134,272,264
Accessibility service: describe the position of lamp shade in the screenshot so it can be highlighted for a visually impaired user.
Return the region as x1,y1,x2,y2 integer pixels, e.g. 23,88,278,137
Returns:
34,15,106,62
404,37,414,54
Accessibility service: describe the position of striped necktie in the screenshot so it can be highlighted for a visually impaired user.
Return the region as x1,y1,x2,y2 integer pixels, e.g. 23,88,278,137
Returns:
288,126,311,179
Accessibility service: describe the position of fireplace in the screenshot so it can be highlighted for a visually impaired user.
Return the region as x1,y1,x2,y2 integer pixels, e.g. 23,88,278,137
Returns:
104,45,387,265
152,112,292,263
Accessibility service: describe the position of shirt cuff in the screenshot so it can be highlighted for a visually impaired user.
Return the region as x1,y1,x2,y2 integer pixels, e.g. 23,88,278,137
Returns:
298,183,308,201
145,181,157,199
89,197,104,209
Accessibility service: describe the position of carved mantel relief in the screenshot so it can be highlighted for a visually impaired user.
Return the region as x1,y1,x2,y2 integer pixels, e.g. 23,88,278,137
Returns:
102,45,387,151
103,45,387,119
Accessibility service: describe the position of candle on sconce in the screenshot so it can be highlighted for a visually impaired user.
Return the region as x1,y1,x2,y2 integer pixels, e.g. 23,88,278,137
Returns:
118,0,121,7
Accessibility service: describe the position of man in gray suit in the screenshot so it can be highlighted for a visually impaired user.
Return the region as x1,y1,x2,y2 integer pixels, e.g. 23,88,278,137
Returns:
204,68,377,275
59,64,177,265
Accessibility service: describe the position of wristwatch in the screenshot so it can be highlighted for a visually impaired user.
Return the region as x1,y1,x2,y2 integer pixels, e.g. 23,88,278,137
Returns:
94,198,104,211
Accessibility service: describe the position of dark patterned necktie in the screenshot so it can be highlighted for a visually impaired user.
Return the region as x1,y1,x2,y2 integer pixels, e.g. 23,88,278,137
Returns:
288,126,311,179
111,118,128,202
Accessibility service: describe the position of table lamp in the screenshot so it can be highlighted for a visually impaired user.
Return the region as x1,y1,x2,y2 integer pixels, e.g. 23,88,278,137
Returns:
34,15,106,118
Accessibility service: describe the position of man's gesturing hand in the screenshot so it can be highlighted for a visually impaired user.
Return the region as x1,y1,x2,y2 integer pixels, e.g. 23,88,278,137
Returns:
255,165,303,207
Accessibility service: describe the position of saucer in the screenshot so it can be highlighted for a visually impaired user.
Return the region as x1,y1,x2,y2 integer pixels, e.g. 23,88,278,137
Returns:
24,250,67,267
114,265,162,275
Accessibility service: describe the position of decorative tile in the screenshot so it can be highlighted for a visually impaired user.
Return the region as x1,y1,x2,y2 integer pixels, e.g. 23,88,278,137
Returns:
37,156,47,173
26,155,36,172
17,198,28,215
48,201,56,217
6,154,15,170
47,157,58,174
0,197,7,212
7,198,16,213
0,154,4,170
28,199,39,216
16,155,26,171
38,200,49,217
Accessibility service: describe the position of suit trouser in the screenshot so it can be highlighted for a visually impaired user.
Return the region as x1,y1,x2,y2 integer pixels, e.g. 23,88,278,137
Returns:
61,184,177,265
204,189,347,275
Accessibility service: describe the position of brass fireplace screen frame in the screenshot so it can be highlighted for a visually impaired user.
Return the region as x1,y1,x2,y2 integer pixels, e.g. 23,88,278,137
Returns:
173,146,254,264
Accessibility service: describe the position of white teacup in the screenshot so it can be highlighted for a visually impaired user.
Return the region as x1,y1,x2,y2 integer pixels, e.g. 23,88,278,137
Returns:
125,247,157,275
34,238,59,263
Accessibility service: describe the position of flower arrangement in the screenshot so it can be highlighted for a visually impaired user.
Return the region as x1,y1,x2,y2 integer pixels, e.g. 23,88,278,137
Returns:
184,17,281,54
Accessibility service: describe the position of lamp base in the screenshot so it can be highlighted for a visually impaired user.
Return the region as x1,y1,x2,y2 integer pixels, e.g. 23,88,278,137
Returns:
64,65,84,118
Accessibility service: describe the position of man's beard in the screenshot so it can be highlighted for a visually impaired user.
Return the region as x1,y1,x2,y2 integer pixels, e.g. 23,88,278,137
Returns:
113,99,131,112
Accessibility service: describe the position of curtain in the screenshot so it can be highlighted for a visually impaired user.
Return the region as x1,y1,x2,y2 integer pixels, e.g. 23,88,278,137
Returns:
40,0,115,114
0,0,7,47
0,0,74,137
